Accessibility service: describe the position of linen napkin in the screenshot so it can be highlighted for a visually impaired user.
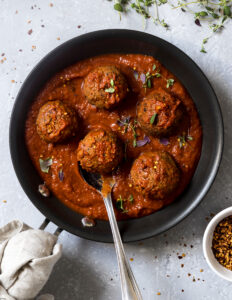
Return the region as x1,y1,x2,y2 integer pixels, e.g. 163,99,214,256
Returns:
0,220,62,300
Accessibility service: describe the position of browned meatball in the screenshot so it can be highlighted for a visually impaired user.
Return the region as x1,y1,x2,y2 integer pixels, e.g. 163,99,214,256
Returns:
130,151,180,199
77,128,123,174
137,88,183,137
36,100,78,143
83,65,128,109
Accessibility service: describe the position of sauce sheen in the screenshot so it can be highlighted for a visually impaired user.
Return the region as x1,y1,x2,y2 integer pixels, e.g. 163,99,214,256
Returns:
25,54,202,220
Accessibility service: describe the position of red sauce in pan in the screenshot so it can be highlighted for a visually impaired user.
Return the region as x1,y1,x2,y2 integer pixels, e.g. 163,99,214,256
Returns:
25,54,202,220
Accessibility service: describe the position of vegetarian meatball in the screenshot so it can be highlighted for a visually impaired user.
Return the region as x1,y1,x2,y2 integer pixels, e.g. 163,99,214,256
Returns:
130,151,180,199
137,88,183,137
83,65,128,109
77,128,123,174
36,100,78,143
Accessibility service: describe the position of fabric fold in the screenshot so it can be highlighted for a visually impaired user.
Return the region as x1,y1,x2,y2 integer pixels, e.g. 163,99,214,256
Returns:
0,220,62,300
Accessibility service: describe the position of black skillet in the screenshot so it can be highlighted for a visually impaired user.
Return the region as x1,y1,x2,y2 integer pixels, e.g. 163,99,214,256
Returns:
9,29,223,243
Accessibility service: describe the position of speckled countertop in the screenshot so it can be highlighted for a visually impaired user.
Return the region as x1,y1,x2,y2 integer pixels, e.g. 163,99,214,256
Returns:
1,1,232,299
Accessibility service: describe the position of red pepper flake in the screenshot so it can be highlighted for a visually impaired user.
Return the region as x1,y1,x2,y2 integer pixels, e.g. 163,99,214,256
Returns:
15,10,18,14
181,264,184,268
184,243,187,247
200,269,203,272
32,45,36,51
182,253,186,257
1,53,5,56
157,292,161,295
77,25,81,28
178,256,183,259
3,200,7,203
188,273,191,276
11,80,15,83
130,258,134,261
50,3,53,7
193,277,196,282
57,37,60,40
181,289,184,292
28,20,31,24
28,29,33,35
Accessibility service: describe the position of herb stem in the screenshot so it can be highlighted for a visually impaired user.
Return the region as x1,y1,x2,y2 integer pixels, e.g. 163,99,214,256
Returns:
173,0,220,9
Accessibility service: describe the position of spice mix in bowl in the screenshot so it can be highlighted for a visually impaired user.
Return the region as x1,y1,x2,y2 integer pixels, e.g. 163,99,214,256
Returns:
203,207,232,281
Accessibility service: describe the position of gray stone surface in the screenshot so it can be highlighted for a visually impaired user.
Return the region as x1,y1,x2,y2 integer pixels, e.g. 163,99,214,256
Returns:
0,0,232,299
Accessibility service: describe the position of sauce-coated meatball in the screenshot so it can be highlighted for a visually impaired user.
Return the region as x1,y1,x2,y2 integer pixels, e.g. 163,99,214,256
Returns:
137,88,183,137
83,65,128,109
130,151,180,199
77,128,123,174
36,100,78,143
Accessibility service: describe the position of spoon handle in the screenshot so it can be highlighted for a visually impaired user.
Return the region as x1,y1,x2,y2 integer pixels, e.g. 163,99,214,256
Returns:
103,193,143,300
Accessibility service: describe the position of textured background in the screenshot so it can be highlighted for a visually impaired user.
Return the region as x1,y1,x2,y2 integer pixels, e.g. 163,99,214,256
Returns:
1,0,232,299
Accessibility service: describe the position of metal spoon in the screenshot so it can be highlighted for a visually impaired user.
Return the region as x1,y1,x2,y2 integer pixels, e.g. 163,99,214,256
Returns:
79,165,143,300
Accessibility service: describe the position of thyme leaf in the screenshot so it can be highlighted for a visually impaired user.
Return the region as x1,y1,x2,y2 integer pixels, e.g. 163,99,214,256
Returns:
166,78,175,88
105,87,115,93
150,113,158,124
129,194,134,202
109,0,231,53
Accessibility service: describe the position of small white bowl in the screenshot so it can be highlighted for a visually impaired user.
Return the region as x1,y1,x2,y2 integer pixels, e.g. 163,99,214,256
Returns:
203,206,232,281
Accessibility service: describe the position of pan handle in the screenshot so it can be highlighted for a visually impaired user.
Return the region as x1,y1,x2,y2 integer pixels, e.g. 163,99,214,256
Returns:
39,218,63,236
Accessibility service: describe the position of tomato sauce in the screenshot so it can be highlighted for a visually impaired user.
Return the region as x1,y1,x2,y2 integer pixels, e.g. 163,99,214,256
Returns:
25,54,202,220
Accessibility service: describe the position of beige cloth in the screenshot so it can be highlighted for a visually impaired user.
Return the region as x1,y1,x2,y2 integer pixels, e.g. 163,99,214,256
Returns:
0,220,62,300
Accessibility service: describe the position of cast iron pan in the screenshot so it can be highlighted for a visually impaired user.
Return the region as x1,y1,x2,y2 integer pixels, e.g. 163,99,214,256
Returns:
9,29,223,243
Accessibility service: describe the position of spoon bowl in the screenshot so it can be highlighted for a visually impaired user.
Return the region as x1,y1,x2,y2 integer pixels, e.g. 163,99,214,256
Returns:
78,163,143,300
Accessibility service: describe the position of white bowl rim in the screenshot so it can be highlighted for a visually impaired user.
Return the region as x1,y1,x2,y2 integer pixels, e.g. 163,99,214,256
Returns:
203,206,232,281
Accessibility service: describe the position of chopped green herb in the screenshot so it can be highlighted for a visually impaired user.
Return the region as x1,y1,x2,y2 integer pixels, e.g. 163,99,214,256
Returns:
117,117,138,147
178,136,186,148
166,78,175,88
178,134,193,148
152,64,156,71
116,195,128,213
39,157,52,173
110,79,114,87
155,72,161,78
129,194,134,203
105,87,115,93
143,72,154,89
150,113,157,125
133,138,137,147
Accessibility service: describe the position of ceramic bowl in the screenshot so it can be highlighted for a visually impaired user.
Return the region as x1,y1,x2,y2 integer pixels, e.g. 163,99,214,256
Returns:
203,207,232,281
